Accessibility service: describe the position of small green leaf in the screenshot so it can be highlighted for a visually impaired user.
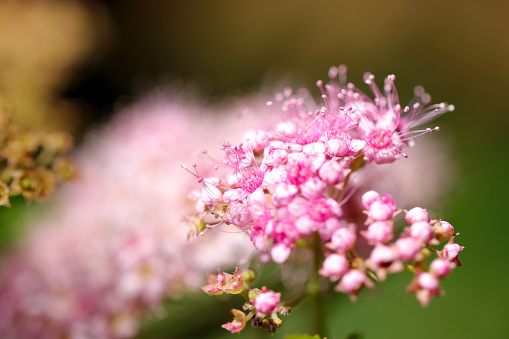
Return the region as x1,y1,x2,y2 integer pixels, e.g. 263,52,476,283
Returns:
286,334,324,339
344,332,364,339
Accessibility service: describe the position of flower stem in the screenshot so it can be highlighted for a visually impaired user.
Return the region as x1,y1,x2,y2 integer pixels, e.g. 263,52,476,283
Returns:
309,232,327,337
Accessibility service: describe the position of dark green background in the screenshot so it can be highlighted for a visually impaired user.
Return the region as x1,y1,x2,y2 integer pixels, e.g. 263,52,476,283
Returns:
5,1,509,338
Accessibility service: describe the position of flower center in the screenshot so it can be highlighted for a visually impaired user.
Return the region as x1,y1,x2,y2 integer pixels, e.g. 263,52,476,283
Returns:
367,129,393,149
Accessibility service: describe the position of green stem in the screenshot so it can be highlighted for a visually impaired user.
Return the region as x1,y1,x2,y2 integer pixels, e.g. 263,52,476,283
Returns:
309,232,327,337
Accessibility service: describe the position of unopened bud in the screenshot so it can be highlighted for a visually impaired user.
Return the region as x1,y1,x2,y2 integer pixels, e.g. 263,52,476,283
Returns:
434,220,455,242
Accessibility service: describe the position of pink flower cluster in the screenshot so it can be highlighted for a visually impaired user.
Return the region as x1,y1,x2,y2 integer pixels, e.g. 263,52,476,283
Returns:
0,93,252,339
188,67,453,254
321,190,463,304
188,66,462,308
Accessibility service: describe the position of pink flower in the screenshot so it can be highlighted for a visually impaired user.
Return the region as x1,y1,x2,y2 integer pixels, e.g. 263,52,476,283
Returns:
221,309,247,334
253,289,281,316
418,272,440,291
362,221,394,244
339,71,454,164
405,207,430,224
395,237,422,261
336,269,374,302
328,226,357,252
270,243,292,264
430,258,455,278
318,160,345,185
319,253,349,281
408,221,434,244
0,92,253,339
442,242,464,264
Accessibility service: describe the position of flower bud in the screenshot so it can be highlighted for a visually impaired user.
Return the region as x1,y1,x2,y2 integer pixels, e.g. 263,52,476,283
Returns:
430,258,454,278
272,182,298,207
418,272,439,291
442,243,464,261
302,142,326,155
271,243,292,264
243,129,269,152
329,226,356,252
319,253,348,280
300,177,326,199
253,289,281,316
226,203,251,227
409,221,434,244
336,269,373,301
363,221,393,244
395,237,422,261
368,200,394,221
318,217,342,241
295,215,317,235
318,160,345,185
369,245,398,267
362,190,380,210
404,207,429,224
326,138,350,157
434,220,455,242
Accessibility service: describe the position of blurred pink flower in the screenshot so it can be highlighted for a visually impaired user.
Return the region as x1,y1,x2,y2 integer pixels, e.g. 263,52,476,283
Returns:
0,90,255,339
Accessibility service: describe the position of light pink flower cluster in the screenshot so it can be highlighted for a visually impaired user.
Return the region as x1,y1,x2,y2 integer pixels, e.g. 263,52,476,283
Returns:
320,190,463,304
0,92,252,339
187,66,455,264
187,66,462,334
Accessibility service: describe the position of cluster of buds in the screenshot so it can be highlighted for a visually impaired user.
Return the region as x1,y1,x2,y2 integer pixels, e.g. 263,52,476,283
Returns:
320,190,463,305
202,268,289,334
188,66,462,332
0,105,75,205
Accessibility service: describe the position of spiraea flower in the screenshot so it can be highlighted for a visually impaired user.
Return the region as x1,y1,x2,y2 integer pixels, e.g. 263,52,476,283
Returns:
0,91,253,339
189,65,456,264
191,66,463,334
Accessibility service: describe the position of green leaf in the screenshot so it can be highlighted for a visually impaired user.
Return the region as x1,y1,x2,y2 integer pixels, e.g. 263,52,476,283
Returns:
344,332,364,339
286,334,324,339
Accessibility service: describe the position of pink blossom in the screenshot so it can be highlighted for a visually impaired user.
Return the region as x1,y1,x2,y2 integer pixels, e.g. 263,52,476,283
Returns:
335,269,374,302
418,272,440,291
362,190,381,210
408,221,434,244
272,182,299,207
253,290,281,316
395,237,422,261
328,227,357,252
362,221,394,244
367,245,403,281
337,269,367,294
0,92,253,339
405,207,430,224
339,71,453,164
367,200,395,221
318,160,345,186
270,243,292,264
442,243,464,262
300,177,327,199
430,258,455,278
319,253,349,280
